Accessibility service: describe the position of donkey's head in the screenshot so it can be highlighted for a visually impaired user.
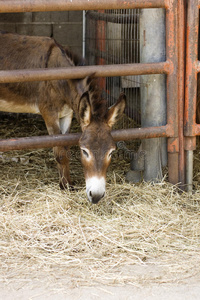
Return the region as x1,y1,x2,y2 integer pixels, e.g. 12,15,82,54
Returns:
78,91,126,204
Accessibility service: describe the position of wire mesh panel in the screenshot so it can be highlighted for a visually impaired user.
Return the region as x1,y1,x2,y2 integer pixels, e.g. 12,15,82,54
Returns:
85,9,141,129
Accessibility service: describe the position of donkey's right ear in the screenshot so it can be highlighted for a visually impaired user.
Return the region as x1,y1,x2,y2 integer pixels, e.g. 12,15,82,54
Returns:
106,93,126,128
78,92,91,130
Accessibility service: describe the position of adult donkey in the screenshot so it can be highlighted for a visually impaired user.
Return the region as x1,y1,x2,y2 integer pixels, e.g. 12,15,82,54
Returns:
0,31,126,204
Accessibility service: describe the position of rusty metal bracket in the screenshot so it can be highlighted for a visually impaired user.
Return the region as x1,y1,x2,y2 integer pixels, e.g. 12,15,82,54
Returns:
168,137,179,153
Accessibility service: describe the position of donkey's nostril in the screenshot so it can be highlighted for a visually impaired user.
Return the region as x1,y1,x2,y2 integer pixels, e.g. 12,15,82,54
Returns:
90,192,105,204
89,191,92,198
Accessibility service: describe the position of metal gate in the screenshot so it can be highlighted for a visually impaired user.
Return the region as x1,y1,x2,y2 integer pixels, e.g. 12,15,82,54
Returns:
0,0,184,186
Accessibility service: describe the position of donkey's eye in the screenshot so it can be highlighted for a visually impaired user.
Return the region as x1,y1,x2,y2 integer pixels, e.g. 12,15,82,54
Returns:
81,148,89,158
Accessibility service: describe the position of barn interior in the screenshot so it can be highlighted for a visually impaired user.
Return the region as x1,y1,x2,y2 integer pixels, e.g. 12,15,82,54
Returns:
0,7,200,295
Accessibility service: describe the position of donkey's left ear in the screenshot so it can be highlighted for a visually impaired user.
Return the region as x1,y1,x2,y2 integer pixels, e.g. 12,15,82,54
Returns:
79,92,91,130
106,93,126,128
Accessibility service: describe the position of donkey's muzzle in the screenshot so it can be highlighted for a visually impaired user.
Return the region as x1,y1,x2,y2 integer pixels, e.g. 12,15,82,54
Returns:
89,191,105,204
86,176,106,204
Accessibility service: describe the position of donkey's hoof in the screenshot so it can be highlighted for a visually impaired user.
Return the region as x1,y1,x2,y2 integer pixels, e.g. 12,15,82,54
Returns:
59,182,66,190
69,184,78,192
59,181,71,190
59,181,76,191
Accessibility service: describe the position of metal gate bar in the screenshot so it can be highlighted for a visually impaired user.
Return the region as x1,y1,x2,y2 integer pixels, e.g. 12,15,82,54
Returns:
0,125,170,152
177,0,186,187
0,0,167,12
0,62,170,83
0,0,181,185
184,0,199,190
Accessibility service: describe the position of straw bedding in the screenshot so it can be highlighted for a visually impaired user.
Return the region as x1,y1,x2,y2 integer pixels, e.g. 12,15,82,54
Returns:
0,113,200,288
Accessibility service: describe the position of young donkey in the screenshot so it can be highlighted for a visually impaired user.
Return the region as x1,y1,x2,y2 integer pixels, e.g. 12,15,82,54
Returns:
0,31,126,204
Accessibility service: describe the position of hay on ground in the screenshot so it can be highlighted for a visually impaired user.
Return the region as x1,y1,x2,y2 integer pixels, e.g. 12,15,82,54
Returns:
0,114,200,288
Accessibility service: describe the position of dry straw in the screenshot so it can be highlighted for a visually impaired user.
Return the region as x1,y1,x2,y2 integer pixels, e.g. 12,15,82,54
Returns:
0,114,200,287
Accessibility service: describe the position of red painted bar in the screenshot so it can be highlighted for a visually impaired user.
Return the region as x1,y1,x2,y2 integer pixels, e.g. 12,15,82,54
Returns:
184,0,199,191
177,0,186,185
165,0,179,184
184,0,199,137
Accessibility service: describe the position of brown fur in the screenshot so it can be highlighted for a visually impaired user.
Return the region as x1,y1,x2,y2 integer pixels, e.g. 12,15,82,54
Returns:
0,31,126,203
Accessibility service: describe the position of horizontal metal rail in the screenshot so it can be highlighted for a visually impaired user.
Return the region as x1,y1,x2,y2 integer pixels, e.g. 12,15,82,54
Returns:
0,0,168,13
86,11,139,24
0,62,170,83
0,126,171,152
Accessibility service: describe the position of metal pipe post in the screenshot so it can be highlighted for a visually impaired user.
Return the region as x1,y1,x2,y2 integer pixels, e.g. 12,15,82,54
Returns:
140,8,167,182
186,150,193,192
185,0,199,190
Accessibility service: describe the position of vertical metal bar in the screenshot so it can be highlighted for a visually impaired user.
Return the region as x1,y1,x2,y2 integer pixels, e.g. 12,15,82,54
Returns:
82,10,86,58
185,0,199,190
177,0,186,187
186,150,193,192
185,0,198,137
166,0,179,184
140,9,167,182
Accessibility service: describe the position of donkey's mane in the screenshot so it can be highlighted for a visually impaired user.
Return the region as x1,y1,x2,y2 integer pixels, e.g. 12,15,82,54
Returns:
56,44,107,121
87,77,107,121
65,47,85,67
53,38,85,67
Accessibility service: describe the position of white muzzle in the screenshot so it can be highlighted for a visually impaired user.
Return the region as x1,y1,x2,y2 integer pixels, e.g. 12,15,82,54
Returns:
86,176,106,204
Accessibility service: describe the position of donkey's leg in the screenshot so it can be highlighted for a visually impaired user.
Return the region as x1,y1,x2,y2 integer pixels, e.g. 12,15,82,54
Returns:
58,112,74,189
41,111,73,189
53,145,72,189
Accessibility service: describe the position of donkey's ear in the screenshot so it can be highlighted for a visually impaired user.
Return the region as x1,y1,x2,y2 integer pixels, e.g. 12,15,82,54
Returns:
106,93,126,128
71,73,96,96
79,92,91,129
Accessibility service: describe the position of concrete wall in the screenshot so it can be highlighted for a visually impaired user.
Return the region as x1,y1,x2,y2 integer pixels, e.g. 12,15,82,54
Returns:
0,12,83,55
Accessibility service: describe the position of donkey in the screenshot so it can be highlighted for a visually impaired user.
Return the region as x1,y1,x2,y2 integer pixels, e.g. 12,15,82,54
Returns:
0,31,126,204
